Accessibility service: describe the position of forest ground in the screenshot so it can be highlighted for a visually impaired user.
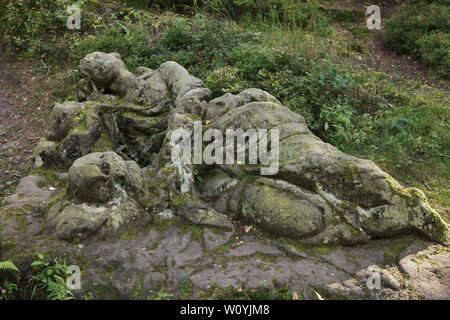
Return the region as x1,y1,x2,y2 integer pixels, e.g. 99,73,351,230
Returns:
0,0,448,218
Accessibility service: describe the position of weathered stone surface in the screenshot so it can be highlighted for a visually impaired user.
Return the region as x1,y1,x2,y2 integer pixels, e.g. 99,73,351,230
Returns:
45,198,147,241
45,152,150,241
67,152,148,205
242,181,324,238
196,168,238,199
77,52,138,101
28,52,450,245
8,52,448,300
32,140,57,169
47,101,86,141
203,227,235,251
4,175,59,214
206,88,281,120
206,93,448,244
1,175,61,240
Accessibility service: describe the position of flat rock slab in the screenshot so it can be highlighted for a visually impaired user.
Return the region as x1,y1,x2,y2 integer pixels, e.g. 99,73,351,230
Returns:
1,175,61,240
3,219,448,300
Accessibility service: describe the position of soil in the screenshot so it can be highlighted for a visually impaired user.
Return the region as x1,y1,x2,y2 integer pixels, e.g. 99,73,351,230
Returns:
0,46,71,203
360,32,449,89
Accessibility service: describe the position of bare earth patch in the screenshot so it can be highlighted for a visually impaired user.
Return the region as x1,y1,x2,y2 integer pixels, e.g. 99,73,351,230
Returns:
0,47,71,203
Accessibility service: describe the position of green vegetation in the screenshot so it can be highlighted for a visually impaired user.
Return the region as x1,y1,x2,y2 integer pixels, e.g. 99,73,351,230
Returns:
201,283,297,300
180,277,194,299
147,289,174,300
384,242,408,265
30,253,74,300
0,0,449,300
384,0,450,78
0,260,20,300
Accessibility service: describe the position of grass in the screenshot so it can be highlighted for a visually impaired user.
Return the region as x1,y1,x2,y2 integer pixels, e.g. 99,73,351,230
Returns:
0,0,448,221
384,0,450,79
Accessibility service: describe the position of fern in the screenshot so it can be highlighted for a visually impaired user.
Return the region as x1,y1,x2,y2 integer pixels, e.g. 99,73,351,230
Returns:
30,254,74,300
0,260,20,273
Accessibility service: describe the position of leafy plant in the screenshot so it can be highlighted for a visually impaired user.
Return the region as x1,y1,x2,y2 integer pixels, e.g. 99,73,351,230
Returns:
313,101,356,149
148,289,174,300
30,253,74,300
0,260,19,273
384,0,450,78
0,260,20,300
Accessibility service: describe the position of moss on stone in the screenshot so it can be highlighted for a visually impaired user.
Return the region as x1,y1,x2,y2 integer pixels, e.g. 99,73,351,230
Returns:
181,225,205,248
44,189,67,216
155,218,177,233
91,131,113,152
342,162,359,183
120,229,138,240
383,240,408,265
180,277,194,299
171,193,201,208
385,175,420,203
133,272,144,300
31,168,59,186
254,252,277,263
104,262,120,275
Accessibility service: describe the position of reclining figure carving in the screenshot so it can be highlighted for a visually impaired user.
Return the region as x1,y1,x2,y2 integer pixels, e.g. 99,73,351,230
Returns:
32,52,449,245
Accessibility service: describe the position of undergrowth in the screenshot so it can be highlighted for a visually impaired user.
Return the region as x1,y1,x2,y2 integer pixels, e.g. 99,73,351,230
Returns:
0,0,448,216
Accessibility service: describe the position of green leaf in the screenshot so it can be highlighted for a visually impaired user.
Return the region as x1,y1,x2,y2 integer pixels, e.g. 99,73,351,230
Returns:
0,260,20,273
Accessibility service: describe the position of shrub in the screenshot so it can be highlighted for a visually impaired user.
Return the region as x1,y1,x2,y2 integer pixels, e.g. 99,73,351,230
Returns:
70,15,257,74
384,0,450,78
124,0,330,32
30,253,74,300
313,101,356,149
0,0,100,60
205,65,245,96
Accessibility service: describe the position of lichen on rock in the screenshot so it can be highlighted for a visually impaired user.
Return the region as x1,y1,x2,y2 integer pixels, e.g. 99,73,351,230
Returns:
45,152,150,241
23,51,448,245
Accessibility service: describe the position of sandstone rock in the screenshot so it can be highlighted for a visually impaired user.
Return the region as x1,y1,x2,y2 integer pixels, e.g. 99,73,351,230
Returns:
47,101,86,141
206,88,281,120
32,140,56,169
196,168,238,198
205,92,449,244
242,181,324,238
67,151,148,205
6,52,450,300
45,152,150,241
45,199,147,241
27,52,449,245
1,175,62,240
77,52,138,101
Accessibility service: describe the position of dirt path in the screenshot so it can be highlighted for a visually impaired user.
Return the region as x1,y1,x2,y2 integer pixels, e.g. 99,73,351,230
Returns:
329,0,449,88
0,47,68,203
